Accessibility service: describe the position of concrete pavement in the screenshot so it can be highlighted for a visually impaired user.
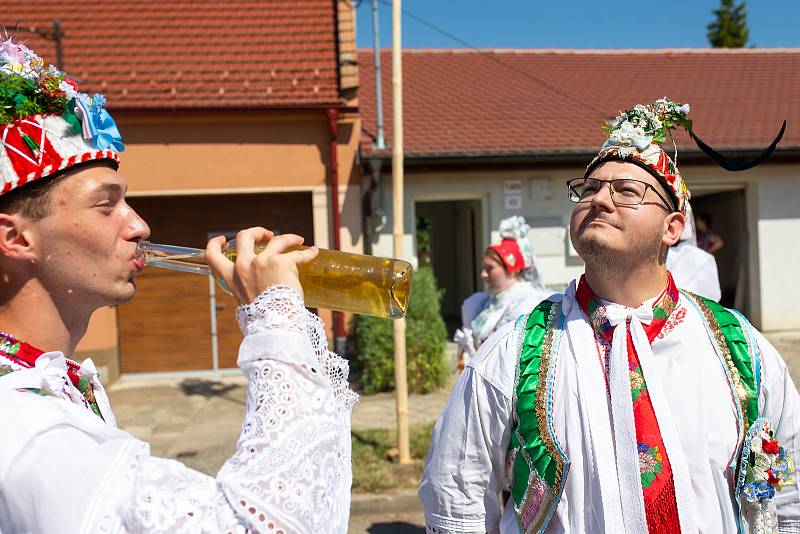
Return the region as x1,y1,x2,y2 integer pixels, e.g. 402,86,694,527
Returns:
109,374,440,532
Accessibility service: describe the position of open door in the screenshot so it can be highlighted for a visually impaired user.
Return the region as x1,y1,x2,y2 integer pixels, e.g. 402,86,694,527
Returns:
415,199,483,335
691,189,748,313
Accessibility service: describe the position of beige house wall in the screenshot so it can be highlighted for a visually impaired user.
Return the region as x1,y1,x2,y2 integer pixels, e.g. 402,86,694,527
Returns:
76,109,363,381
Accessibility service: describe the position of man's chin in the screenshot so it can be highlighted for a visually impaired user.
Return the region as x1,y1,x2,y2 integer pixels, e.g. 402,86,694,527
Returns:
573,233,623,264
109,280,137,306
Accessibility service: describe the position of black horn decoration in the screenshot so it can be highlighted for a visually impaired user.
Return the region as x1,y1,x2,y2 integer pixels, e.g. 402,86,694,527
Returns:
689,120,787,172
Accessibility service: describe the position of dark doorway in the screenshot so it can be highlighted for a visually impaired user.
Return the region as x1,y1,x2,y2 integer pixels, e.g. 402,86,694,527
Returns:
415,199,483,335
691,189,748,313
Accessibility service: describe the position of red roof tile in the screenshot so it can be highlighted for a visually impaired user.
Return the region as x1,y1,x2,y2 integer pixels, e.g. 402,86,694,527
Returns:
5,0,344,109
359,49,800,157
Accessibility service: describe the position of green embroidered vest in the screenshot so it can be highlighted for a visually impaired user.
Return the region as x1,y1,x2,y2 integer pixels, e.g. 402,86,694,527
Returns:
508,291,761,534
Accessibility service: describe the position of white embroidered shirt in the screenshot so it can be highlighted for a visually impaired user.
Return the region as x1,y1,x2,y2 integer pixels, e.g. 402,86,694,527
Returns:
0,285,357,534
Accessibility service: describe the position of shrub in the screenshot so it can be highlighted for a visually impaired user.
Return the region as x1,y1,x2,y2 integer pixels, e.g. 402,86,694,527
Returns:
353,266,448,394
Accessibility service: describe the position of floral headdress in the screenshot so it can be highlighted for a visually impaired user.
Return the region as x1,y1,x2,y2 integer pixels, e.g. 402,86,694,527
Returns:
585,97,785,214
0,38,123,196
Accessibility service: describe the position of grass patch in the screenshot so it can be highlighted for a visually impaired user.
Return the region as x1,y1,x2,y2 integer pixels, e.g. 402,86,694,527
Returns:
351,421,435,493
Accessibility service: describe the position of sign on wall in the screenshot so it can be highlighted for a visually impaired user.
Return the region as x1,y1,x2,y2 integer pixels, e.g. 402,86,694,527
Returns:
530,177,553,200
504,179,523,210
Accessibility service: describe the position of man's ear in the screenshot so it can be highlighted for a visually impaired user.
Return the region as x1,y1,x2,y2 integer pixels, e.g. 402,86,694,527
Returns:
0,213,37,261
663,211,685,247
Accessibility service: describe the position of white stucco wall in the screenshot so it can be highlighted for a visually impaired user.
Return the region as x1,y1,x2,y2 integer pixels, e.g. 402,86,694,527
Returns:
370,166,588,289
755,166,800,331
368,161,800,330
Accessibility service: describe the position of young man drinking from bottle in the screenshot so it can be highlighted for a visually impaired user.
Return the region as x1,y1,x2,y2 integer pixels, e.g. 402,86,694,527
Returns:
0,38,356,533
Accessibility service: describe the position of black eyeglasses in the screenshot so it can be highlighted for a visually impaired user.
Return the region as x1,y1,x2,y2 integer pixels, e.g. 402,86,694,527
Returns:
566,177,675,210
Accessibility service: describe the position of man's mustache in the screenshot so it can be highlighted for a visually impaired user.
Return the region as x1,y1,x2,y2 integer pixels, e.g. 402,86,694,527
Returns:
578,213,621,231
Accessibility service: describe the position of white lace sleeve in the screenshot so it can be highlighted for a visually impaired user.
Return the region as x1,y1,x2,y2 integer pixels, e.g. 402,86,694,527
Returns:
123,285,358,533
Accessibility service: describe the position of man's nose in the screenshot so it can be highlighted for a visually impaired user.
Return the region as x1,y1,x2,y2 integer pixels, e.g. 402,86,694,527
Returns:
590,182,615,210
126,207,151,241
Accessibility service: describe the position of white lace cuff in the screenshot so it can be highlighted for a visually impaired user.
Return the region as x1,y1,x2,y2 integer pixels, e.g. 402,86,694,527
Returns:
235,283,358,414
236,285,305,336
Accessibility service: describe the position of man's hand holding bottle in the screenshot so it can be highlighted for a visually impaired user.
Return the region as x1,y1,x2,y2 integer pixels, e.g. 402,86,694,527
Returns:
205,227,319,305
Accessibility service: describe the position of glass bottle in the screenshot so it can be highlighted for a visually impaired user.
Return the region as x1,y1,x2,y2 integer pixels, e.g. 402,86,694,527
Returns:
135,241,412,319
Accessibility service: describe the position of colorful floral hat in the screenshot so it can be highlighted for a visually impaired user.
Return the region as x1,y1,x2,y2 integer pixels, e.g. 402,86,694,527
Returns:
0,38,123,196
585,97,786,214
585,98,692,213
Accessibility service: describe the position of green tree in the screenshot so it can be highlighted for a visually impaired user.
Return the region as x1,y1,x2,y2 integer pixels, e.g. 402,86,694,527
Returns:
352,267,448,394
707,0,749,48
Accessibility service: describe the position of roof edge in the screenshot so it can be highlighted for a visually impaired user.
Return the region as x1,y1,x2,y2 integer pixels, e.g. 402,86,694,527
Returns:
361,146,800,167
358,47,800,55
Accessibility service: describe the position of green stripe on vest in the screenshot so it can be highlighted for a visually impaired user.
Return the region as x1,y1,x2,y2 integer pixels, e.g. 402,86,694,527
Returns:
511,300,557,494
510,299,568,532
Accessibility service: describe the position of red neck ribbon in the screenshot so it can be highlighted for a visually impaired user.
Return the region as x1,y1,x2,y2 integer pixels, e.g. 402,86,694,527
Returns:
575,274,681,534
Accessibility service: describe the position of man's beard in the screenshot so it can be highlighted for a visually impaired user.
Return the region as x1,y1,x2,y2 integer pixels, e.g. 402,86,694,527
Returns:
574,227,663,278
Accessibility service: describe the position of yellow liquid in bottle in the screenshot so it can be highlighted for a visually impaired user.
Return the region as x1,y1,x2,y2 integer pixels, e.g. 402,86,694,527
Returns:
140,242,412,319
221,246,412,319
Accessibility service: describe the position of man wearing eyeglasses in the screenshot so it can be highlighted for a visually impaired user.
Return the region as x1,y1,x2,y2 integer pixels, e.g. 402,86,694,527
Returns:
419,99,799,534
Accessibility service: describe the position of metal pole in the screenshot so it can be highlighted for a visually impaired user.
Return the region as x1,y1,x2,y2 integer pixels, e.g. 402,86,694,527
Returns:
208,274,220,371
391,0,410,465
371,0,386,150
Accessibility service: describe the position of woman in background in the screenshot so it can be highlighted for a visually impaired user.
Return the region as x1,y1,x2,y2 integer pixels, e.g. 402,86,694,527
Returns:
454,216,553,369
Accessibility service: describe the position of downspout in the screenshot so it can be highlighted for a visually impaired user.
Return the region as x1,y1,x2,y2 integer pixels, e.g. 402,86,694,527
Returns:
362,0,387,255
326,108,347,355
363,157,382,255
371,0,387,150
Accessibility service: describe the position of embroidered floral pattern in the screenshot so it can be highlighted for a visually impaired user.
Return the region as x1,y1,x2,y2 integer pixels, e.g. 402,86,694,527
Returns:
586,298,614,339
638,443,664,488
652,294,676,321
657,306,687,340
0,332,102,416
0,335,20,355
629,363,647,401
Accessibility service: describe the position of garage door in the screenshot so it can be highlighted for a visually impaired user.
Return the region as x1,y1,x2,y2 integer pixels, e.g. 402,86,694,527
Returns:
118,192,315,373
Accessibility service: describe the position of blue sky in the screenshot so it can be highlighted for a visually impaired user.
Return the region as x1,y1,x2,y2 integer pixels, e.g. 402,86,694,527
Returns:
355,1,799,49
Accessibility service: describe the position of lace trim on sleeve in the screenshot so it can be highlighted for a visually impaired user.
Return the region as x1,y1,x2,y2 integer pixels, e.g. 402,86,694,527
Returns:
305,304,359,413
236,285,306,336
236,284,358,413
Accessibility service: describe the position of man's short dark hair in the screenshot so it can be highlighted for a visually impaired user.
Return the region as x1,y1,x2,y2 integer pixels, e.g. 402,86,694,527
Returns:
0,160,117,220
